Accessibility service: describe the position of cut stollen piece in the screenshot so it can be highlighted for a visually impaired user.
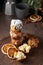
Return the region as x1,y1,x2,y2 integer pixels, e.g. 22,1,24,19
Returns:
18,43,31,53
14,51,26,61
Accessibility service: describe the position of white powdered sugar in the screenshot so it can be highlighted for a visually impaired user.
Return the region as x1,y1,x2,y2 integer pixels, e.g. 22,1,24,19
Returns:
11,19,23,30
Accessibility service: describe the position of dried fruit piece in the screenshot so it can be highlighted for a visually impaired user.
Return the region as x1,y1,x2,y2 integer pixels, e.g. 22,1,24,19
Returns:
7,47,18,59
1,43,14,54
30,14,39,21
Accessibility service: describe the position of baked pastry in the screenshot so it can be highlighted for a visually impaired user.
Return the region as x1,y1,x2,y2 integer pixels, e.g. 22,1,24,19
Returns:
10,30,22,39
18,43,31,53
11,37,24,46
10,19,23,31
28,37,39,48
14,51,26,61
11,39,19,46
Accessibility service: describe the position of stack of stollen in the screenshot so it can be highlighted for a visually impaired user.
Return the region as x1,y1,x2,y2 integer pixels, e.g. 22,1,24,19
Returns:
1,20,27,61
1,19,39,61
10,19,23,46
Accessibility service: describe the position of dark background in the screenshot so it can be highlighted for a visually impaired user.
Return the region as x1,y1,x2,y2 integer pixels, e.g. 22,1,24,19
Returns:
0,0,4,12
0,0,22,12
0,0,43,12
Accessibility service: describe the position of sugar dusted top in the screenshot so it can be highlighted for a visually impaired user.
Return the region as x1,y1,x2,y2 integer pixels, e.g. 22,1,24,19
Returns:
11,19,23,30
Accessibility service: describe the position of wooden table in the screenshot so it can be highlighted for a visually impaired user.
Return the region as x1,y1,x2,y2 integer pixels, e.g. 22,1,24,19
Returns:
0,12,43,65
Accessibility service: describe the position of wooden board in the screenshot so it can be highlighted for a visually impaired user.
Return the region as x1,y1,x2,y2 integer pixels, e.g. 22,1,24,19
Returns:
0,36,43,65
